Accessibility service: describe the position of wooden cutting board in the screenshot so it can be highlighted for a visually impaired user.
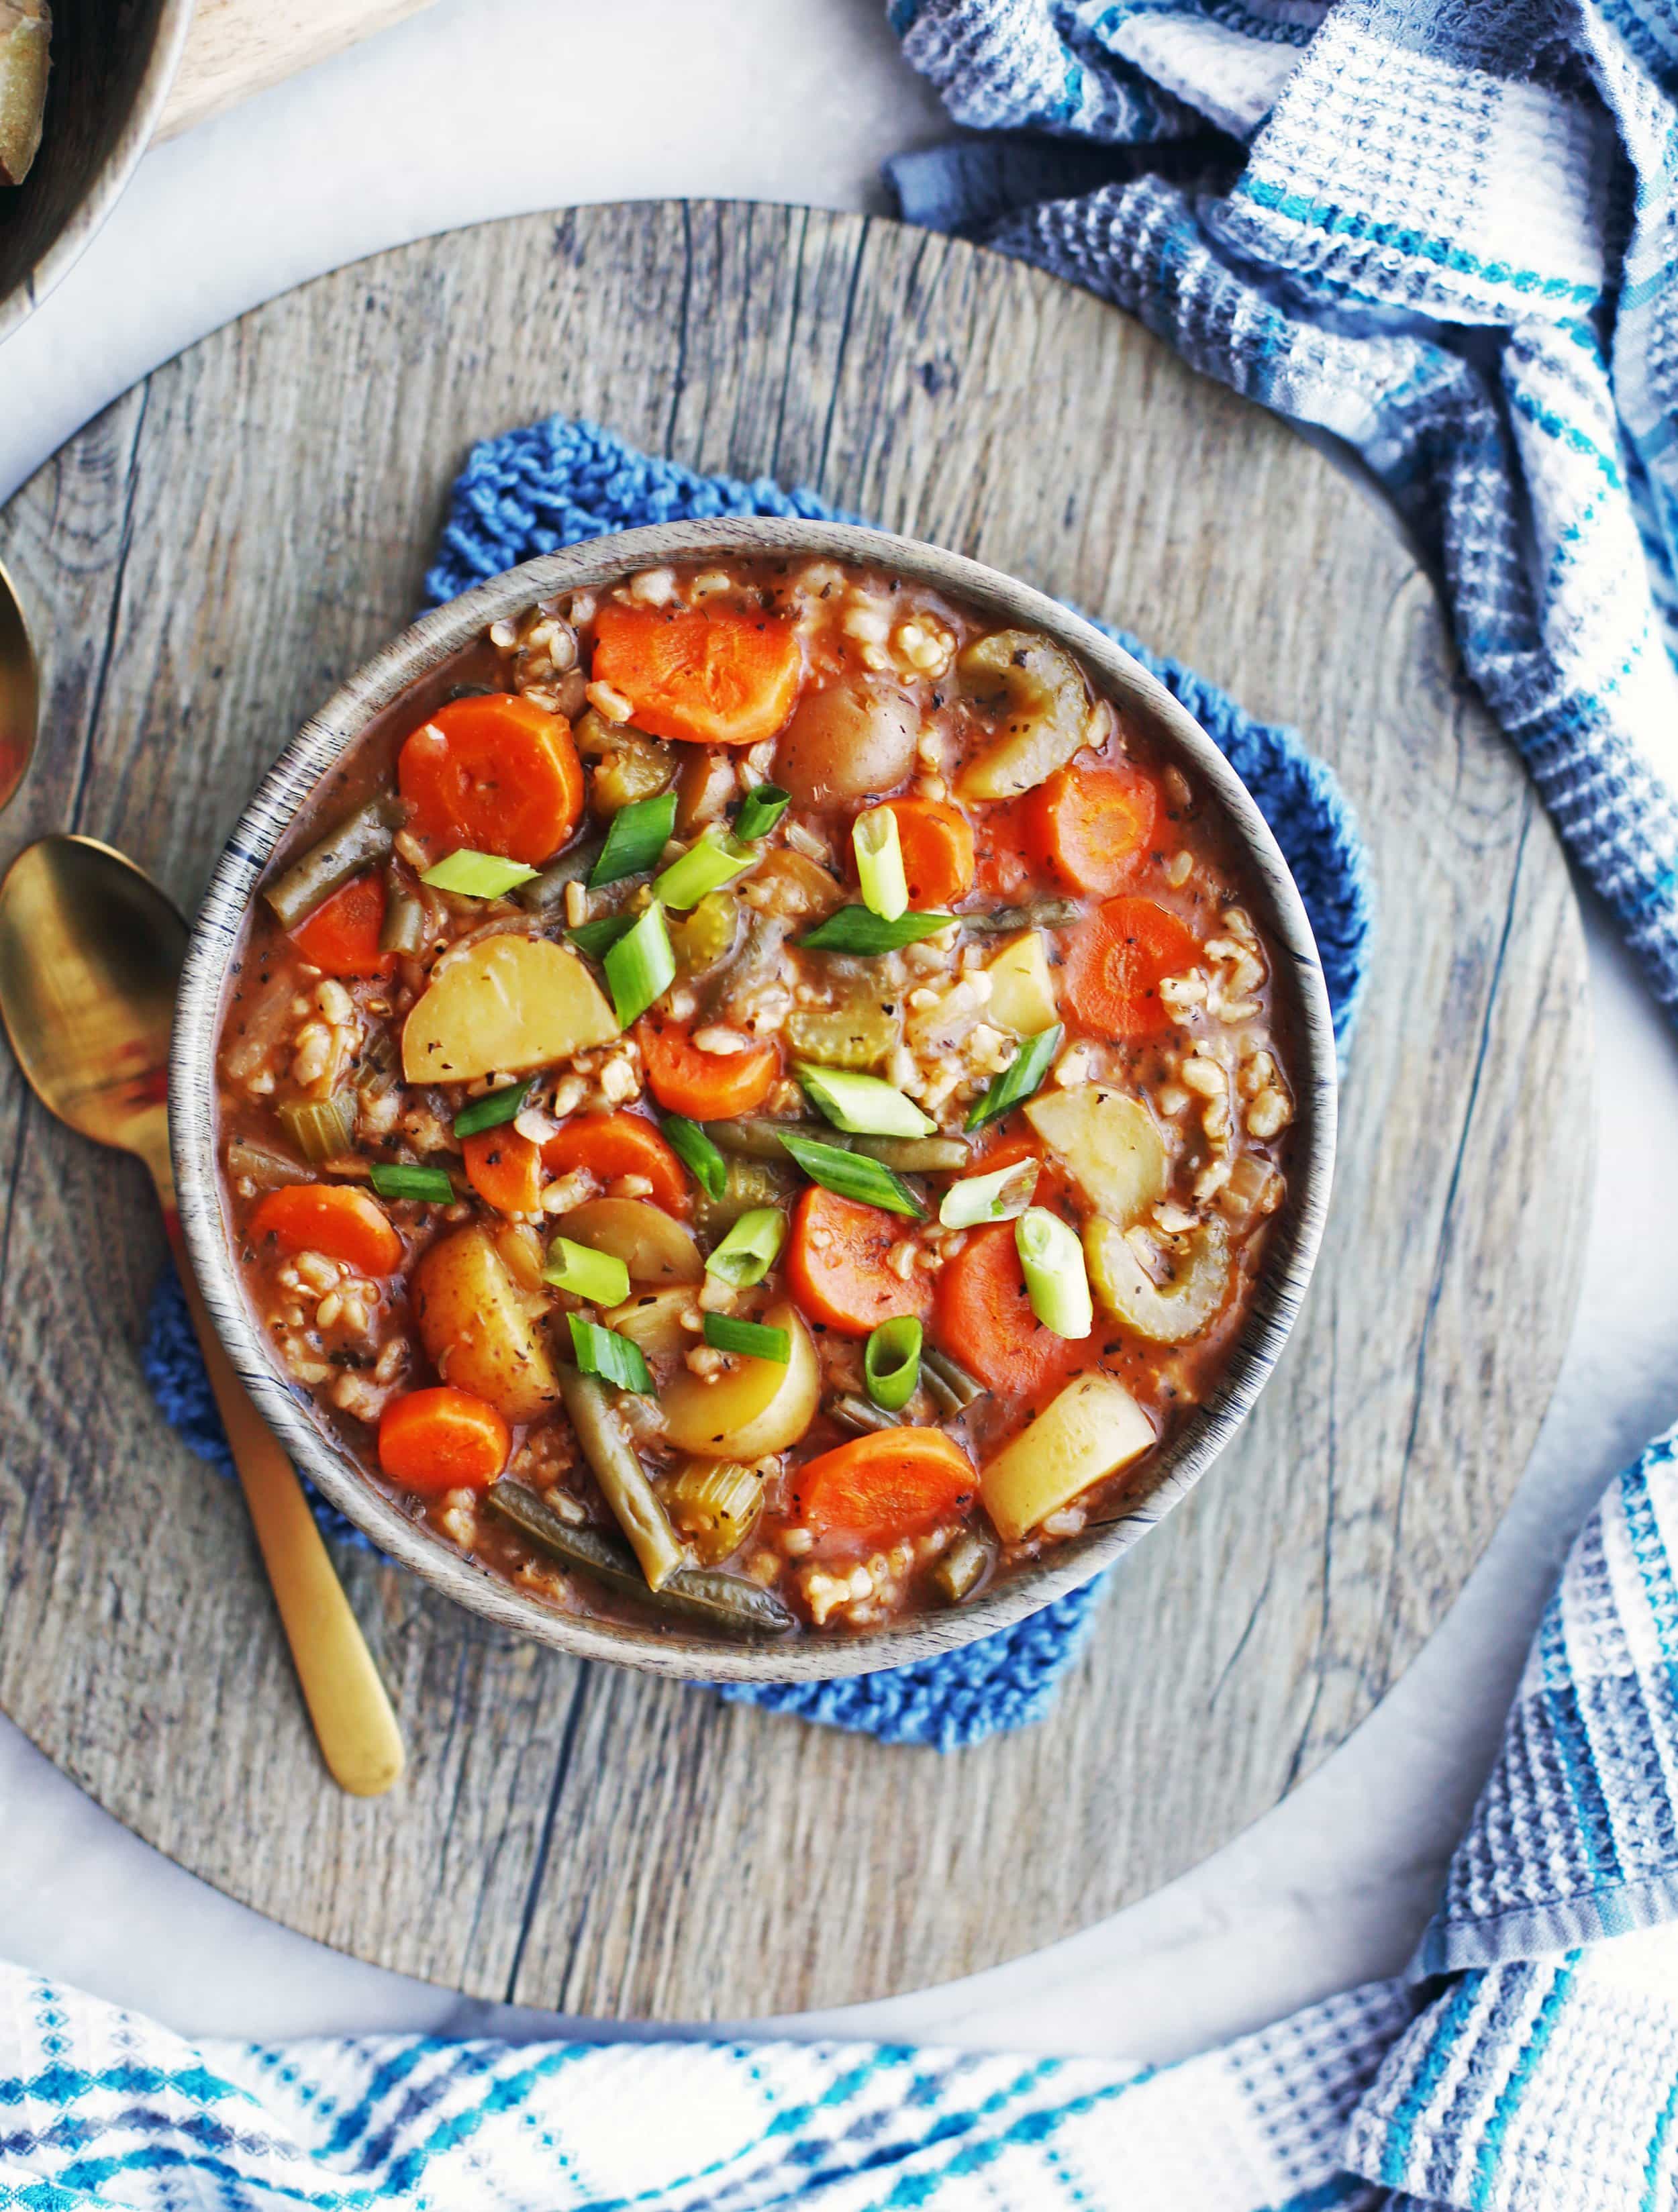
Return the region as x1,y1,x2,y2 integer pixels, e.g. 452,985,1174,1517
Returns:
159,0,442,141
0,202,1591,2021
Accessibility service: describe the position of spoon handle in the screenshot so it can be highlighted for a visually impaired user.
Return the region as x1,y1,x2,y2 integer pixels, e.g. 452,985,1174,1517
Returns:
164,1216,406,1798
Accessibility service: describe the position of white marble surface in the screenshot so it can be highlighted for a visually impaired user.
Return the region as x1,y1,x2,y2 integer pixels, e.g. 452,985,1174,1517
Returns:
2,0,1675,2065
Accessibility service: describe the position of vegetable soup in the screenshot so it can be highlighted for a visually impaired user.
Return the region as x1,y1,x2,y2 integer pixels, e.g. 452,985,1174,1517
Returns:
214,556,1297,1638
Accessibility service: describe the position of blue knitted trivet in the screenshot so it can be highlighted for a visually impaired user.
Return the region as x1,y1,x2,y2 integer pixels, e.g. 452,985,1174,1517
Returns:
144,416,1372,1750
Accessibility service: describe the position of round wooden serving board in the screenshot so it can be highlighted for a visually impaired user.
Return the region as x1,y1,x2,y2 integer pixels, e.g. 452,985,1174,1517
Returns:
0,203,1591,2021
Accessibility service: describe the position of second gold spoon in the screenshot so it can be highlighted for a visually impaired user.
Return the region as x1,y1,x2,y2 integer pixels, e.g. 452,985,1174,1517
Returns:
0,835,405,1797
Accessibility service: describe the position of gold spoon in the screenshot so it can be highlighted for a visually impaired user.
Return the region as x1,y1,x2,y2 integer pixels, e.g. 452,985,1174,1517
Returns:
0,835,405,1797
0,560,39,813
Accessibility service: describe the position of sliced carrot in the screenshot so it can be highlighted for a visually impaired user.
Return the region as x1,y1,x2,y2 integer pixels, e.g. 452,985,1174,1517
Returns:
638,1014,781,1119
1060,895,1202,1040
248,1184,403,1275
934,1220,1077,1399
785,1185,933,1338
881,797,975,908
1028,762,1160,895
972,797,1037,901
397,693,584,866
790,1428,976,1550
541,1111,690,1215
378,1386,509,1493
290,871,393,978
462,1128,544,1216
591,601,801,747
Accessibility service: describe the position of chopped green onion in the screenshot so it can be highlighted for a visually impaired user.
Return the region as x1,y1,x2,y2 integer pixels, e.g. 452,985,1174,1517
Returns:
589,791,679,889
965,1023,1063,1132
776,1129,925,1218
567,913,636,961
938,1156,1039,1229
1015,1207,1093,1340
368,1162,455,1205
705,1206,786,1289
796,1062,934,1140
544,1236,632,1307
420,849,540,899
864,1315,922,1411
703,1311,791,1364
799,906,956,955
568,1312,654,1395
652,824,754,911
453,1077,534,1138
661,1113,727,1201
603,901,675,1028
734,783,790,840
853,808,909,922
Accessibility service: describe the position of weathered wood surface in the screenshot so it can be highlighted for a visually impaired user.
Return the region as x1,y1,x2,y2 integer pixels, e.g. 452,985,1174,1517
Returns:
159,0,442,141
0,203,1592,2019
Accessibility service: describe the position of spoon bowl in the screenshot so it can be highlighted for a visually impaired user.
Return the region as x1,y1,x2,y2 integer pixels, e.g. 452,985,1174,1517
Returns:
0,560,40,815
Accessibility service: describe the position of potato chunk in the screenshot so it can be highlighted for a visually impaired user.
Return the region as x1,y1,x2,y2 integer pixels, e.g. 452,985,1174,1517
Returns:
1086,1217,1231,1344
601,1285,701,1356
985,930,1058,1037
954,631,1100,801
1024,1084,1166,1225
660,1301,820,1459
775,678,919,805
560,1197,703,1285
401,934,615,1085
979,1372,1154,1542
413,1226,560,1423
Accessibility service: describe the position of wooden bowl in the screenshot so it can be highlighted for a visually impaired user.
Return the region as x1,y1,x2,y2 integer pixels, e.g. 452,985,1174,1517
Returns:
0,0,192,347
170,517,1338,1682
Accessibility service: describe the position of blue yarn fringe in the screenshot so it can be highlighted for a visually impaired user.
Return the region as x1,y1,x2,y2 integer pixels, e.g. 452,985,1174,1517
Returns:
145,415,1373,1750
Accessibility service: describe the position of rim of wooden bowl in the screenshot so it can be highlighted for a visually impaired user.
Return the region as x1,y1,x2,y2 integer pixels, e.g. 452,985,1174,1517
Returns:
0,0,194,346
170,517,1338,1685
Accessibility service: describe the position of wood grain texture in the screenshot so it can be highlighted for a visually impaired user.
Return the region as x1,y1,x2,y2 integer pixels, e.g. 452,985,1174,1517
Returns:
0,203,1592,2019
159,0,442,141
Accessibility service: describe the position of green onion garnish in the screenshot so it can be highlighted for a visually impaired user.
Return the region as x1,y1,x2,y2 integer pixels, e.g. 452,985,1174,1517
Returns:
603,901,675,1028
661,1113,727,1201
938,1156,1039,1229
453,1077,534,1138
796,1062,934,1140
703,1311,791,1364
1015,1207,1093,1340
588,790,679,889
652,824,754,911
568,1312,654,1394
543,1236,632,1307
568,913,636,961
776,1129,925,1218
421,849,540,899
864,1315,923,1411
965,1023,1063,1132
799,906,956,955
734,783,790,840
705,1205,786,1289
368,1162,455,1205
853,808,909,923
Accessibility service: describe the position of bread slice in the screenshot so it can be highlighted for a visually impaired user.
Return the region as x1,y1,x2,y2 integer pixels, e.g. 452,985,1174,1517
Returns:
0,1,50,188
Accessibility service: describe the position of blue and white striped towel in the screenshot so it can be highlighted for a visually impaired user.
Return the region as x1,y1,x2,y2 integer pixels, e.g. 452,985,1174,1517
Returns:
7,1421,1678,2207
885,0,1678,1026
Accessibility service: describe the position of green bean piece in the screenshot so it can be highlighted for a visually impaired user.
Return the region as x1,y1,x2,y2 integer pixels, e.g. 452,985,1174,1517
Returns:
378,866,428,956
487,1481,795,1636
554,1366,687,1591
692,1157,796,1240
958,899,1082,935
701,1117,822,1162
827,1393,905,1437
263,794,403,931
848,1134,972,1173
920,1345,985,1415
513,834,606,911
931,1529,993,1605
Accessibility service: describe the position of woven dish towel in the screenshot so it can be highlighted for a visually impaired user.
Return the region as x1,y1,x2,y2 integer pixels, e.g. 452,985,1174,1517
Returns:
142,415,1371,1751
885,0,1678,1036
9,1424,1678,2207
